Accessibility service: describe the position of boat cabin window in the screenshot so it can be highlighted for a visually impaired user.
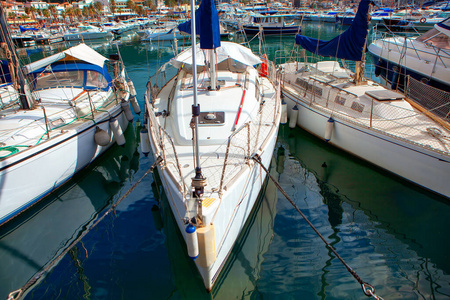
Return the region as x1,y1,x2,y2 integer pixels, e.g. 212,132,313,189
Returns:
34,70,84,89
417,29,450,49
417,19,450,50
32,70,108,90
86,70,108,89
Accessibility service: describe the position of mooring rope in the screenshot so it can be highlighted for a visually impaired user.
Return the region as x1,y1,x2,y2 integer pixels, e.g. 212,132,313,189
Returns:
7,161,159,300
252,154,384,300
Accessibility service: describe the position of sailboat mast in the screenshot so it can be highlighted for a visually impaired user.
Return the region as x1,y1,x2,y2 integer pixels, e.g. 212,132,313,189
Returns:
354,36,368,85
190,0,205,198
0,4,34,109
209,49,217,91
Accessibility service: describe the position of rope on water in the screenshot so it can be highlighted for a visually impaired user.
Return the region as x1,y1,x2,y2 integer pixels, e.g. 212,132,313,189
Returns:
252,154,384,300
7,160,160,300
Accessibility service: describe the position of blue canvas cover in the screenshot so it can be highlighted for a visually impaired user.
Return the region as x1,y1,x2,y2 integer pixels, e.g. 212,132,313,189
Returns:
19,25,39,33
178,0,221,49
0,60,11,83
295,0,371,61
30,62,112,91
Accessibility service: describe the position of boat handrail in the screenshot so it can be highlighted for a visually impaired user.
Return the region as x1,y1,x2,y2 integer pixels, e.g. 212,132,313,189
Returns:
146,106,188,198
219,78,279,195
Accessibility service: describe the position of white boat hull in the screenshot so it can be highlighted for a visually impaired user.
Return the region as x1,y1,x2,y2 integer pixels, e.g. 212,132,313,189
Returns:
0,109,128,224
0,130,137,298
282,88,450,198
154,121,278,289
64,31,113,41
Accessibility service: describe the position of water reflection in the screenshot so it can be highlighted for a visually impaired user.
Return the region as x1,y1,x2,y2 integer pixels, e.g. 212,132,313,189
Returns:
273,124,450,298
0,124,140,299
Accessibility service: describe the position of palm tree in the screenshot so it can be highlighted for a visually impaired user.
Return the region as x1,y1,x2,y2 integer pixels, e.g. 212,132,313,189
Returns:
165,0,177,8
74,8,82,22
8,12,17,24
19,14,27,24
42,9,50,25
93,1,103,20
48,5,58,24
60,11,67,23
110,0,116,16
65,7,74,23
136,5,144,16
126,0,136,14
30,7,38,23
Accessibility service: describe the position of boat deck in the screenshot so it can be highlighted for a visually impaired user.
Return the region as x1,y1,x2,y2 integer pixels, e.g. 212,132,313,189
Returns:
281,62,450,155
0,88,117,154
149,68,279,195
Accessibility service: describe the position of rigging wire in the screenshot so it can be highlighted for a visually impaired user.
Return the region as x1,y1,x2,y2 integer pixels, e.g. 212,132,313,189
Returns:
6,162,157,300
252,154,384,300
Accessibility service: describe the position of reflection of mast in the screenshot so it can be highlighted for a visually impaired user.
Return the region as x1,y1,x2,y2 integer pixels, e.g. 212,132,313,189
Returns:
319,182,344,228
318,181,343,297
318,229,341,299
69,246,91,299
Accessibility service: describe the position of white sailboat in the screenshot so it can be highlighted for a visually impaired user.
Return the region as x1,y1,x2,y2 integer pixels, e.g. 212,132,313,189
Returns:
143,0,281,291
277,0,450,199
0,5,138,225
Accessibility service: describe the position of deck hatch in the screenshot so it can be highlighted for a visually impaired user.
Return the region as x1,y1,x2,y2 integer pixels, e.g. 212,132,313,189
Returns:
199,112,225,125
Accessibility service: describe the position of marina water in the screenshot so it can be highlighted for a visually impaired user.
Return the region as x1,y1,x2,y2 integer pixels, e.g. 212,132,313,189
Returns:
1,22,449,299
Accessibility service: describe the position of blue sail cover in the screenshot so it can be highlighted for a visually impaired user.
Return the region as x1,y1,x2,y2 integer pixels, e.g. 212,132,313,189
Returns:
177,0,221,49
295,0,371,61
19,25,39,33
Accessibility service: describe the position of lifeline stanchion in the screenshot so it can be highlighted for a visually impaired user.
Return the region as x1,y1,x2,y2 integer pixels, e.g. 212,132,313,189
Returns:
7,159,161,300
252,154,384,300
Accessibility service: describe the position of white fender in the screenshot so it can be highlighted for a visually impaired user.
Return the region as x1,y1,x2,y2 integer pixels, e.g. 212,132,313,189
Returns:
140,127,151,156
197,224,216,267
185,224,199,259
127,79,137,98
109,117,126,146
289,105,298,129
94,126,110,147
324,117,334,142
130,96,141,115
121,100,134,122
280,98,287,124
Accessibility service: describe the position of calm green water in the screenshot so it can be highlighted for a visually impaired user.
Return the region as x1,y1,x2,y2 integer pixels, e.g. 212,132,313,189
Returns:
1,23,449,299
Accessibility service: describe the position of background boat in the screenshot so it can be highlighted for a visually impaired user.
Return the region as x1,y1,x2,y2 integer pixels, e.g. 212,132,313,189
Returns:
63,24,113,42
241,13,301,36
2,12,449,300
369,17,450,92
0,41,136,225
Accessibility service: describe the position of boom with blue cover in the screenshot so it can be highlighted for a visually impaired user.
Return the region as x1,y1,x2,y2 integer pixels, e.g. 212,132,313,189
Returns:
178,0,221,49
19,25,39,32
295,0,371,61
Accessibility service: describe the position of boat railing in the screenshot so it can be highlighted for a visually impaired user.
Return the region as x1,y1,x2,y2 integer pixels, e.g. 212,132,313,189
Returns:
0,84,20,110
370,25,448,66
405,75,450,121
146,103,188,196
219,77,279,194
274,49,309,66
372,22,422,37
